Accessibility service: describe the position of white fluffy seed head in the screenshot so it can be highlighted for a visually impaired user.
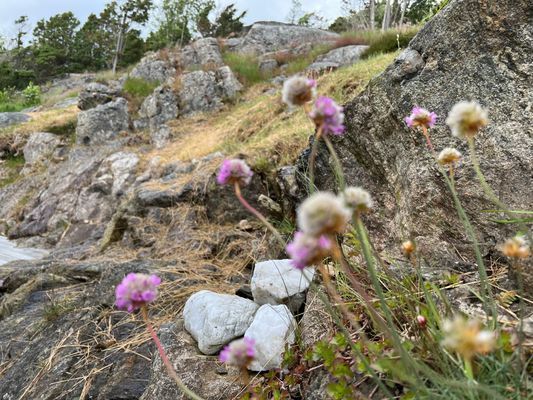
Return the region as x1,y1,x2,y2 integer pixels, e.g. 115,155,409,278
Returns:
438,147,462,165
297,191,351,236
342,187,373,212
281,76,316,107
446,101,488,139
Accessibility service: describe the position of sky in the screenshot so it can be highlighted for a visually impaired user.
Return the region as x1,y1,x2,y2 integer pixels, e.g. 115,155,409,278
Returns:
0,0,346,42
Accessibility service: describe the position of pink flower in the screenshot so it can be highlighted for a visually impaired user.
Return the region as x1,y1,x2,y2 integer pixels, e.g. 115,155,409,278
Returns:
286,231,332,270
219,337,256,367
115,273,161,313
217,159,253,186
404,106,437,129
309,96,345,136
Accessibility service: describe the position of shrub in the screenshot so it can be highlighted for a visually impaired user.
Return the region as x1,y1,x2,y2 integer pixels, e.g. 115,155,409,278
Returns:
22,82,42,106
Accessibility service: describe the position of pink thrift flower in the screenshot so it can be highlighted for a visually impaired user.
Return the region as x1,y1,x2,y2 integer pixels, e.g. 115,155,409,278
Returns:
404,106,437,129
219,337,256,367
115,273,161,313
217,159,253,186
309,96,345,136
286,231,332,270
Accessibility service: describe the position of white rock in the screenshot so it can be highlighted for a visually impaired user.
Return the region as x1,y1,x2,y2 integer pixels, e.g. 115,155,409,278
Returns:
251,259,315,313
245,304,297,371
183,290,259,355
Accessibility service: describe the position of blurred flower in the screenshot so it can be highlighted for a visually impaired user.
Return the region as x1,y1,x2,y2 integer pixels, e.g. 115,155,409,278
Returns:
441,316,497,359
297,192,351,236
499,235,530,259
342,186,373,212
438,147,462,166
446,101,488,138
402,240,415,256
115,273,161,313
309,96,345,135
405,106,437,129
282,76,316,107
286,231,332,270
219,337,256,367
416,315,427,329
217,159,253,186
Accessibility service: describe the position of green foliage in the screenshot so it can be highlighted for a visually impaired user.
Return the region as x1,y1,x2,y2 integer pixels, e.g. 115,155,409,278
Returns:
0,155,25,188
146,0,192,51
361,28,419,59
123,77,159,98
22,82,41,106
222,52,266,86
0,61,36,90
196,2,246,38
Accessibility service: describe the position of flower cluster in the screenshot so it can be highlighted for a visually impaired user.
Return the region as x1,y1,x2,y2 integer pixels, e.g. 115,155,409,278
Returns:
405,106,437,130
286,231,332,270
217,158,253,186
402,240,415,256
219,337,256,367
441,316,496,360
282,76,316,107
446,101,488,139
499,235,530,259
438,147,462,166
342,186,373,212
309,96,345,136
297,192,351,237
115,273,161,313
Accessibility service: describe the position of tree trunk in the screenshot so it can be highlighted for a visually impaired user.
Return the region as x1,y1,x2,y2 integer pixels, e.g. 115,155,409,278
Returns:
112,13,128,75
382,0,392,31
369,0,375,30
400,0,410,27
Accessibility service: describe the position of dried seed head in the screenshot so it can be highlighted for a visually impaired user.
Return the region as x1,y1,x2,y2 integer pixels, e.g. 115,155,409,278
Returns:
282,76,316,107
499,235,530,259
297,192,351,236
342,186,373,212
446,101,488,139
438,147,462,166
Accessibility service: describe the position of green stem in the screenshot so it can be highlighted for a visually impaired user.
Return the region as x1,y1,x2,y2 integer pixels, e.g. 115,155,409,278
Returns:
464,358,475,381
141,308,205,400
442,170,498,327
323,135,346,190
308,127,323,194
234,182,286,248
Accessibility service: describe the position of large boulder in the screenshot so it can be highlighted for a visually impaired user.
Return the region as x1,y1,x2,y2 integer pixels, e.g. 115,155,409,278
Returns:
235,22,338,55
0,112,30,128
180,37,224,69
314,0,533,267
76,98,129,145
22,132,61,166
130,52,177,83
307,45,369,72
136,86,178,130
78,82,120,111
178,66,242,115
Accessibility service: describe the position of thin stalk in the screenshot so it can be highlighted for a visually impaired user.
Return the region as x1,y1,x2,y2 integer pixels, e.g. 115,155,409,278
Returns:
353,214,424,389
514,261,525,370
323,135,346,190
308,127,323,194
141,307,204,400
234,182,285,248
443,170,498,327
421,126,436,155
464,358,475,381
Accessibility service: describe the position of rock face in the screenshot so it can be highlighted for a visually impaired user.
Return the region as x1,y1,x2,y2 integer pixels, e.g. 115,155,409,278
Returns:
315,0,533,266
136,86,178,130
178,66,242,115
180,37,224,69
0,112,30,128
183,290,259,355
251,259,314,313
22,132,61,166
130,52,177,83
76,98,129,145
78,82,120,110
235,22,338,55
307,45,369,72
245,304,297,371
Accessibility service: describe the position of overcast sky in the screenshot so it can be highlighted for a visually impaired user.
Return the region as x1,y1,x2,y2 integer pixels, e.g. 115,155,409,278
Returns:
0,0,346,41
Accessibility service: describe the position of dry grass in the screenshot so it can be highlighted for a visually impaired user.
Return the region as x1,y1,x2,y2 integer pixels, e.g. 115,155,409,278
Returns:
151,52,397,168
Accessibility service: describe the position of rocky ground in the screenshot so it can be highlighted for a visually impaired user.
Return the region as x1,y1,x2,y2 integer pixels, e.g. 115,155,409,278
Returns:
0,1,531,398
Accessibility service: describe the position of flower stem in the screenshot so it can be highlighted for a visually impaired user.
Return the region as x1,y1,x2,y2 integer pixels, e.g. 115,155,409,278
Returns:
421,126,436,155
234,182,285,248
464,358,475,381
141,307,204,400
323,135,346,190
308,127,323,194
